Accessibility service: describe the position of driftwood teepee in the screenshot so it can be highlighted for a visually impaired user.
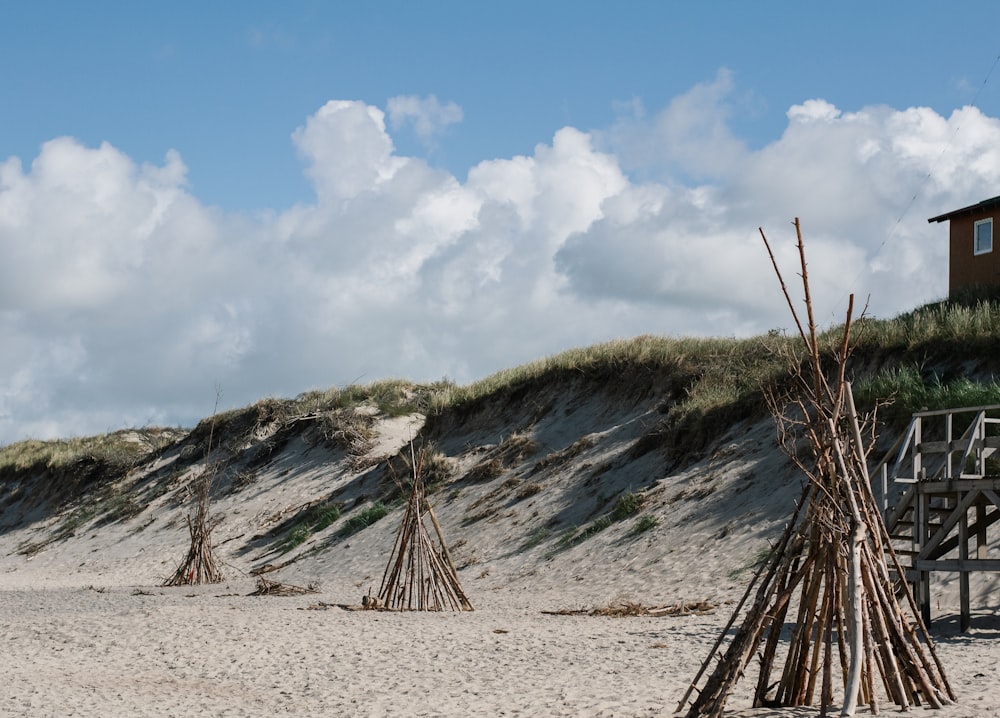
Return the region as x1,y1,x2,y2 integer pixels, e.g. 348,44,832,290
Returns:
163,407,224,586
679,219,953,716
162,471,223,586
377,444,472,611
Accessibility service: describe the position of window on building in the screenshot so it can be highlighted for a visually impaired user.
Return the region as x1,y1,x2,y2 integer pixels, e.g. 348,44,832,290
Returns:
975,218,993,255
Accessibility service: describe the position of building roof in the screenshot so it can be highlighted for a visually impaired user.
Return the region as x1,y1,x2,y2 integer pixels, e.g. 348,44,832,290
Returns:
928,195,1000,223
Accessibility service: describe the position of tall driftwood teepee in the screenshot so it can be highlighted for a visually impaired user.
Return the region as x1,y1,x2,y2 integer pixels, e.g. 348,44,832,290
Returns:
679,219,953,716
377,444,472,611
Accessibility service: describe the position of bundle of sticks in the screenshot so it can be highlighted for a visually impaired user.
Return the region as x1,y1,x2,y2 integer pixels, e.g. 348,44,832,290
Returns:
249,577,316,596
680,220,953,717
163,473,223,586
377,444,473,611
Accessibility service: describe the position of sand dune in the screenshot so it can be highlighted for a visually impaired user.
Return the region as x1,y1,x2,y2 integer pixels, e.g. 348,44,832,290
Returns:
1,384,998,716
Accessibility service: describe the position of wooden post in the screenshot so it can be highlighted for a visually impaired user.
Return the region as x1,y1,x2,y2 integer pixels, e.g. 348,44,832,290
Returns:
916,485,932,626
881,463,889,515
958,496,970,632
977,411,987,476
842,522,866,717
945,412,953,478
977,500,988,559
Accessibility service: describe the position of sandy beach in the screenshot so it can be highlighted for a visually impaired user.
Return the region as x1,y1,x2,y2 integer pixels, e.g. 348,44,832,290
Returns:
0,582,707,717
0,577,997,717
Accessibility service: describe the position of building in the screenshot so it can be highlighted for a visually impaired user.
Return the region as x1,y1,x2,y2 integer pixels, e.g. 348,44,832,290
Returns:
928,195,1000,296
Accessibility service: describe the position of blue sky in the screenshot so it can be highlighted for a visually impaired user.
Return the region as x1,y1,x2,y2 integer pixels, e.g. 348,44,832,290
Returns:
6,2,995,209
3,2,1000,442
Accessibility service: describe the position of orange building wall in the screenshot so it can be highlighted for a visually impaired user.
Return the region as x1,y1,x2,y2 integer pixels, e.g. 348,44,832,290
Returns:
949,210,1000,295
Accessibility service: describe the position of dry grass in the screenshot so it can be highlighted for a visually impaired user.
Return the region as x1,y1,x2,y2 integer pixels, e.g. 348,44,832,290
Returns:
0,428,182,479
530,435,597,475
320,409,377,454
514,482,542,501
495,432,542,464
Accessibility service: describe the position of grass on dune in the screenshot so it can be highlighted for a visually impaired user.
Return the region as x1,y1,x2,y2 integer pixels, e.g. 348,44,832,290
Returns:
8,288,1000,479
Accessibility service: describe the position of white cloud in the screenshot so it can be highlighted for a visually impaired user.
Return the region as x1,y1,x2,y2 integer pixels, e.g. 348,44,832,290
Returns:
3,81,1000,443
0,139,188,312
787,99,842,123
387,95,463,145
604,68,748,180
292,100,407,201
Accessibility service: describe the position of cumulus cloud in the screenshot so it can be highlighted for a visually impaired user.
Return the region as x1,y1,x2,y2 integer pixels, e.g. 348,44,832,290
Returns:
604,68,749,180
387,94,464,145
3,78,1000,443
292,100,407,201
0,139,188,312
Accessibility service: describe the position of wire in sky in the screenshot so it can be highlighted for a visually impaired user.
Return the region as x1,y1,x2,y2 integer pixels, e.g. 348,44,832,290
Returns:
832,51,1000,320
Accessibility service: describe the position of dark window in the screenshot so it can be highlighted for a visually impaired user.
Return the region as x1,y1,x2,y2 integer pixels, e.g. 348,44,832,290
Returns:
975,218,993,255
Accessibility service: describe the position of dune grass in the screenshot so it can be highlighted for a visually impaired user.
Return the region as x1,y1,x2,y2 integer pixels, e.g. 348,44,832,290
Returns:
278,501,343,553
0,428,182,480
443,291,1000,448
544,490,649,556
293,378,457,417
338,502,390,538
8,292,1000,489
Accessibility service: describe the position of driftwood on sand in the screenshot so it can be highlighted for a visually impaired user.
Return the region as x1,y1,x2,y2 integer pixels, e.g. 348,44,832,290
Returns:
248,576,317,596
542,601,717,617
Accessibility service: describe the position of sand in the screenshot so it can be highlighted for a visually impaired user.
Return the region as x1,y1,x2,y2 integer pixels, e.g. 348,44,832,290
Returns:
0,578,997,717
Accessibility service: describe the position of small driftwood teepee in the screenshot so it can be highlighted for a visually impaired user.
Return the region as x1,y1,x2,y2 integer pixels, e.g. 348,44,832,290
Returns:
162,471,223,586
163,405,224,587
377,444,472,611
679,220,953,716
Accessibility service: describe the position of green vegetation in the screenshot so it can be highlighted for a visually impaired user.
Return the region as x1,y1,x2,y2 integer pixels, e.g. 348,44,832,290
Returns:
295,379,458,418
854,364,1000,424
453,334,793,409
9,292,1000,527
0,428,183,517
338,502,389,538
279,501,343,553
443,292,1000,447
519,526,551,551
609,491,644,522
630,514,659,536
575,515,613,541
98,488,145,524
547,490,649,556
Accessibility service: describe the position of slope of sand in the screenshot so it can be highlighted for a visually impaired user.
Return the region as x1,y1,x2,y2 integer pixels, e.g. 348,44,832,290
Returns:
1,389,998,716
